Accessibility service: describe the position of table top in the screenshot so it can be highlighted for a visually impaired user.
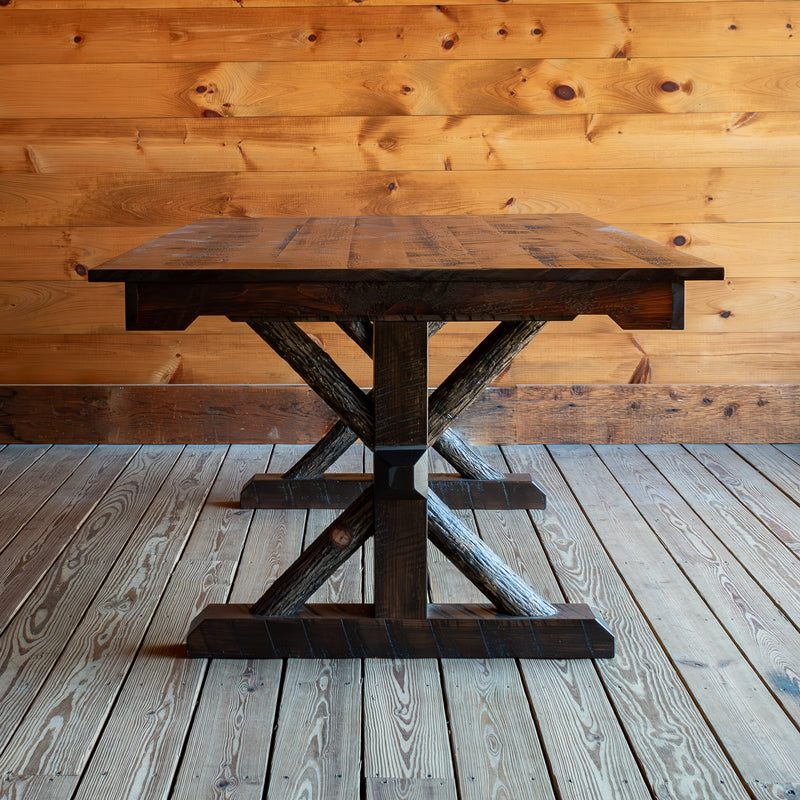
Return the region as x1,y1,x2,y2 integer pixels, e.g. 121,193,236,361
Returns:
90,215,724,329
91,215,721,283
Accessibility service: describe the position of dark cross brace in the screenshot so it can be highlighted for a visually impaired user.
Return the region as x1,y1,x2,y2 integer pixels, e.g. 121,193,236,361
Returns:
182,315,613,659
249,485,556,619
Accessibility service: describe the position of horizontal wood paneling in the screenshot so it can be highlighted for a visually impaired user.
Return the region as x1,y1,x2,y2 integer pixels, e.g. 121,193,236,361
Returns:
3,58,800,118
0,281,124,334
685,279,800,332
2,168,798,226
625,223,800,278
1,0,798,398
1,331,797,385
4,113,800,174
3,0,794,8
4,4,798,62
4,223,799,281
1,384,797,444
0,227,172,280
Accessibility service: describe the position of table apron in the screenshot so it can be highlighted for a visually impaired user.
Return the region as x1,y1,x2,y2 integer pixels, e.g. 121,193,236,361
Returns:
124,280,683,330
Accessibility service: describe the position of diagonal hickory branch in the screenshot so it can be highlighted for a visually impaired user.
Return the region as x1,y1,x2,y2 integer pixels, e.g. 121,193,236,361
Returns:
427,320,546,444
281,321,442,480
245,319,375,446
249,485,556,619
245,317,554,620
427,490,557,617
250,486,375,617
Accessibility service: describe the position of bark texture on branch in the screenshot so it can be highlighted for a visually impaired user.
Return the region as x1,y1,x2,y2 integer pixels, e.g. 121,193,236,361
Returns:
427,490,557,617
250,487,374,617
428,320,546,444
246,318,374,446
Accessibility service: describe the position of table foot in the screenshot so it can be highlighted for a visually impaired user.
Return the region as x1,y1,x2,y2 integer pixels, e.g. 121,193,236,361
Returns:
186,603,614,659
240,472,546,510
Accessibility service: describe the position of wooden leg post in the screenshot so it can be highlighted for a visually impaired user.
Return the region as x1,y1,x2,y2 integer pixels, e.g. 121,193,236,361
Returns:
373,321,429,620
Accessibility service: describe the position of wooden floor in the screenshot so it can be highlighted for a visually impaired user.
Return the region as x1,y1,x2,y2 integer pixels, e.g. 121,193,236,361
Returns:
1,442,799,800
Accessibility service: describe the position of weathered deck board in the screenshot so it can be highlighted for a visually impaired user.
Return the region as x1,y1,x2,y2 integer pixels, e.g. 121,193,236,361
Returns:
502,444,752,800
685,444,800,555
75,446,271,800
639,444,800,635
427,449,552,800
0,446,183,756
775,443,800,464
596,445,800,727
548,444,800,799
730,443,800,501
0,445,50,496
172,445,300,800
0,445,138,630
499,446,739,800
0,445,95,552
266,445,363,800
0,446,225,798
0,443,799,800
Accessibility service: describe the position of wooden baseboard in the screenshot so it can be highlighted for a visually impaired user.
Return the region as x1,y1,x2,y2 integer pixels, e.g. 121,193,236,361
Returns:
1,384,797,445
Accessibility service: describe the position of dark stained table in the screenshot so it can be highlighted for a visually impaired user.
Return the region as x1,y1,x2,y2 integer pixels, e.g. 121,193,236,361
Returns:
90,214,724,659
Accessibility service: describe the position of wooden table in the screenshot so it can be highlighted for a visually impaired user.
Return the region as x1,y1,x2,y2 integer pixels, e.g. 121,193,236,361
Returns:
90,214,724,659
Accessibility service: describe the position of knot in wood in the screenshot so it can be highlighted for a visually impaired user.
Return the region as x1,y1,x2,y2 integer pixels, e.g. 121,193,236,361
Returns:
330,525,353,549
554,85,576,101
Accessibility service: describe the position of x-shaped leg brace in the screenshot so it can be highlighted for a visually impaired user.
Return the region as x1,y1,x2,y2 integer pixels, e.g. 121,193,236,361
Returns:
186,319,614,659
244,318,553,617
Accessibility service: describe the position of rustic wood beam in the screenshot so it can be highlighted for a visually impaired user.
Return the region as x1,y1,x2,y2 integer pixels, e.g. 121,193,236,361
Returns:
426,490,557,618
5,384,796,445
428,320,546,445
249,486,374,617
433,427,504,480
187,603,614,659
373,320,429,619
244,319,375,446
240,473,544,510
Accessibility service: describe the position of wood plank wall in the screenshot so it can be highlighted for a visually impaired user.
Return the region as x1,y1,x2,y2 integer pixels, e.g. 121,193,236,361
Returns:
1,0,799,393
